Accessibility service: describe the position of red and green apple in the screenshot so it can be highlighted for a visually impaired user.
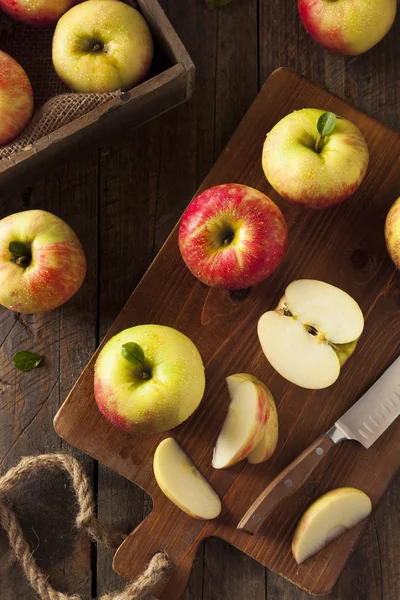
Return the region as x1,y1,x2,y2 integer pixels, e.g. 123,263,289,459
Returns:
262,109,369,209
298,0,397,56
179,184,288,290
0,0,79,25
0,210,86,314
385,197,400,269
94,324,205,434
0,50,33,145
52,0,154,93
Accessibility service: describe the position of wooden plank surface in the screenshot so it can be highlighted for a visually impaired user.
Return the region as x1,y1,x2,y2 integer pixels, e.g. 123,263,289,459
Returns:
54,67,400,598
1,1,399,600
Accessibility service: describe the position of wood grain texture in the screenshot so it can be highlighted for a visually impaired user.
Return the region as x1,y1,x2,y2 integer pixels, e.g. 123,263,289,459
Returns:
1,1,400,599
0,155,99,599
54,68,400,598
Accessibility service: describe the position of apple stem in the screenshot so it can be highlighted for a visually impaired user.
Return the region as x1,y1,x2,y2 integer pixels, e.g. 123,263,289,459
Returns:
140,371,150,380
16,256,30,267
315,133,324,154
9,241,31,268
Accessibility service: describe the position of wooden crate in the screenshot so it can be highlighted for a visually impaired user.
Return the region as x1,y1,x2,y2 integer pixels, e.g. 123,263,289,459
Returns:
0,0,194,197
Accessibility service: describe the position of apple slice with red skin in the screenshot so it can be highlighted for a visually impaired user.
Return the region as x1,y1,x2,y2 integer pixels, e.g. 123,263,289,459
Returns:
212,378,270,469
226,373,279,465
154,438,221,520
292,487,372,564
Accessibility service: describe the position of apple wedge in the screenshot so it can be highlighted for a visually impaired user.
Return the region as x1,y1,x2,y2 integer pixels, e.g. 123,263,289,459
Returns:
247,391,278,464
212,378,269,469
225,373,279,465
153,438,221,520
292,487,372,564
258,280,364,389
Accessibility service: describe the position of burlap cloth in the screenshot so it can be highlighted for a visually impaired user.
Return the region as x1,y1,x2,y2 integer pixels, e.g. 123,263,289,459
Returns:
0,0,139,160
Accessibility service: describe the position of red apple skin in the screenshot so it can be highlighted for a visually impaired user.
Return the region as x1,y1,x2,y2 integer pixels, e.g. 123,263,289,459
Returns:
385,197,400,269
216,384,270,468
298,0,397,56
0,0,80,25
178,184,288,290
0,210,86,314
0,51,33,145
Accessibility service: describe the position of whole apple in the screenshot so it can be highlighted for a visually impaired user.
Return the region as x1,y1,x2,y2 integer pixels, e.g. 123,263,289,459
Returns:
262,109,369,209
298,0,397,56
178,184,288,290
52,0,154,93
94,324,206,434
0,0,80,25
0,210,86,314
0,51,33,145
385,197,400,268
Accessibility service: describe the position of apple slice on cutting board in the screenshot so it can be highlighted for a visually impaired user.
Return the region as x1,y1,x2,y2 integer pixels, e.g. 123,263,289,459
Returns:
212,377,271,469
258,279,364,389
154,438,221,520
292,487,372,564
226,373,279,465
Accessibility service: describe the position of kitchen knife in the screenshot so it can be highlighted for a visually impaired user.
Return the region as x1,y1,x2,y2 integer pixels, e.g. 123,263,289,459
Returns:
237,355,400,535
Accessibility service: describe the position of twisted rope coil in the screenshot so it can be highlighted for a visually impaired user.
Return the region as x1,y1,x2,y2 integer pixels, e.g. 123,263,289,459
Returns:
0,454,170,600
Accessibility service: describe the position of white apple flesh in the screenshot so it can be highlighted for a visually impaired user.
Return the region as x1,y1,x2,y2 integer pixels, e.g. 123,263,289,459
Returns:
226,373,279,465
212,379,269,469
292,487,372,564
258,280,364,389
154,438,221,520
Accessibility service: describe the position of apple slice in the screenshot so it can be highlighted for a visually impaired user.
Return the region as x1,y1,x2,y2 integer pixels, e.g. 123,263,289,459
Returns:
247,389,278,464
154,438,221,520
292,487,372,565
212,379,269,469
225,373,279,465
258,279,364,389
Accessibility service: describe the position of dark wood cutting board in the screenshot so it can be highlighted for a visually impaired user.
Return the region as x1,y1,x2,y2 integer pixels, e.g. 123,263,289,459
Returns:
54,68,400,598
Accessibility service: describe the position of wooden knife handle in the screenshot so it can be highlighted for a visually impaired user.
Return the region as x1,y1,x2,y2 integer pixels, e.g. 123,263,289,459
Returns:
237,433,335,535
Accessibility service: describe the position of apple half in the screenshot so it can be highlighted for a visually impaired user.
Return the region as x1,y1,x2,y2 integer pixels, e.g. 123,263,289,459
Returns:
212,376,272,469
292,487,372,564
153,438,221,520
258,280,364,389
226,373,279,464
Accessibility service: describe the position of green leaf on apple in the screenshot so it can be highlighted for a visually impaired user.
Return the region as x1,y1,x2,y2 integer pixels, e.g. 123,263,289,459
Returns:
206,0,233,8
121,342,145,367
9,241,30,258
315,112,336,153
12,351,43,372
317,112,337,137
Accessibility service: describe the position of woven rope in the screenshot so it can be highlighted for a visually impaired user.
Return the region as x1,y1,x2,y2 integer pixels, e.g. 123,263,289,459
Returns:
0,454,171,600
0,0,139,159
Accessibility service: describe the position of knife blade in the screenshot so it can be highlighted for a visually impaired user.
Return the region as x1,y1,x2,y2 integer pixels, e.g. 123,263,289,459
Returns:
237,355,400,535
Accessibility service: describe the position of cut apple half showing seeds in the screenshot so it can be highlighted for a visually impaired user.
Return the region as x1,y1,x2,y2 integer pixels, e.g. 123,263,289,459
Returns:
154,437,221,520
258,279,364,389
212,378,269,469
292,487,372,564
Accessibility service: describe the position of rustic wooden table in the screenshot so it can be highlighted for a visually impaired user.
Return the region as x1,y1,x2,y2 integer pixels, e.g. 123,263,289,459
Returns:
0,1,399,599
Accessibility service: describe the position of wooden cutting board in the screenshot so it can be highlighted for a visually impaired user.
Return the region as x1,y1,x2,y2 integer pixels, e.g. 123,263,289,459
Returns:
54,67,400,598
